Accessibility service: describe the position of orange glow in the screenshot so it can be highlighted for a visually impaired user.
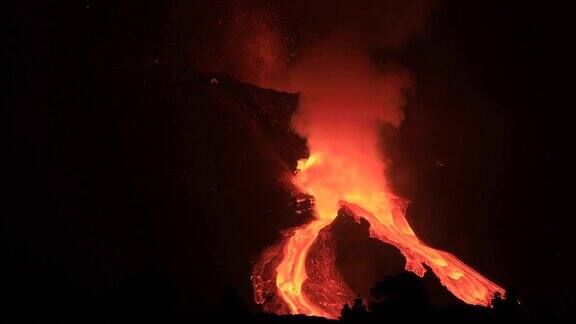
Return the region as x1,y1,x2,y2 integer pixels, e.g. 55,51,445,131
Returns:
252,36,504,318
275,219,332,317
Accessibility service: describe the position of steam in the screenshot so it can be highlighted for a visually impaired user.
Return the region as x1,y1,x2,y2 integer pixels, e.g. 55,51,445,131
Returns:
243,1,505,316
288,33,412,219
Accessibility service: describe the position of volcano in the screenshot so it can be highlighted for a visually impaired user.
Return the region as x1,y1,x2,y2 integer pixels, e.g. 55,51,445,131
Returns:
131,66,502,317
246,36,504,317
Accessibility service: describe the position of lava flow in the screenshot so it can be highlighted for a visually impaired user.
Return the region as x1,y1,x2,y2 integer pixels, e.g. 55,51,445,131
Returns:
252,38,504,319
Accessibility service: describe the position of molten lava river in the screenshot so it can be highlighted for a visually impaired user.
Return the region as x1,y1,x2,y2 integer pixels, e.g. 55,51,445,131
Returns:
252,151,504,318
251,48,504,318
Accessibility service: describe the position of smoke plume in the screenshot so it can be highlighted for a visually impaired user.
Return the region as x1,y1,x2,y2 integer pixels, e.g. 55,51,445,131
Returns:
203,0,433,91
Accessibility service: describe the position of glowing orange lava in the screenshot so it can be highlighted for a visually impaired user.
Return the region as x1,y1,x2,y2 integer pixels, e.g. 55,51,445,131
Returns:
269,148,504,318
252,37,504,319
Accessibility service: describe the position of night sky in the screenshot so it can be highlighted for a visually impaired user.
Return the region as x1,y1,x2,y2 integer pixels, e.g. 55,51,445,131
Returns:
4,0,572,321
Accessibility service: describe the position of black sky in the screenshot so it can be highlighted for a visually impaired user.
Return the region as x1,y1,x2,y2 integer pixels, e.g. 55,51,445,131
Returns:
4,0,573,320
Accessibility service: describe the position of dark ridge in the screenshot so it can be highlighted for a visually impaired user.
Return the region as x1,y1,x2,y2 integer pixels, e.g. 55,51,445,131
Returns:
332,208,405,298
5,62,309,321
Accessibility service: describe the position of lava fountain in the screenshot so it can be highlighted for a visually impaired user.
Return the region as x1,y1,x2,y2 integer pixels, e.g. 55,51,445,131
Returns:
252,37,504,319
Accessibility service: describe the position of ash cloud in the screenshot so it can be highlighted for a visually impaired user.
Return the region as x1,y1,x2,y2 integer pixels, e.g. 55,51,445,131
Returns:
203,0,433,90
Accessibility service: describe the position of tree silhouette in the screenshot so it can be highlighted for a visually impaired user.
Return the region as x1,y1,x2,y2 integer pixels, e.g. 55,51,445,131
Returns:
340,296,368,322
491,290,523,321
369,271,431,319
